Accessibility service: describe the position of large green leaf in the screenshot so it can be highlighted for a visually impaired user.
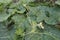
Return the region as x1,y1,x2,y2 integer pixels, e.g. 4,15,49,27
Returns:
0,22,15,40
44,17,57,25
44,7,60,25
12,14,26,24
25,24,60,40
25,33,57,40
9,3,26,14
0,10,11,22
12,14,26,35
27,6,47,22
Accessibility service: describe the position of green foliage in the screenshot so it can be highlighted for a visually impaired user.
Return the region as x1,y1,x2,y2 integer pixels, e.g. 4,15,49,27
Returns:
0,0,60,40
55,0,60,5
